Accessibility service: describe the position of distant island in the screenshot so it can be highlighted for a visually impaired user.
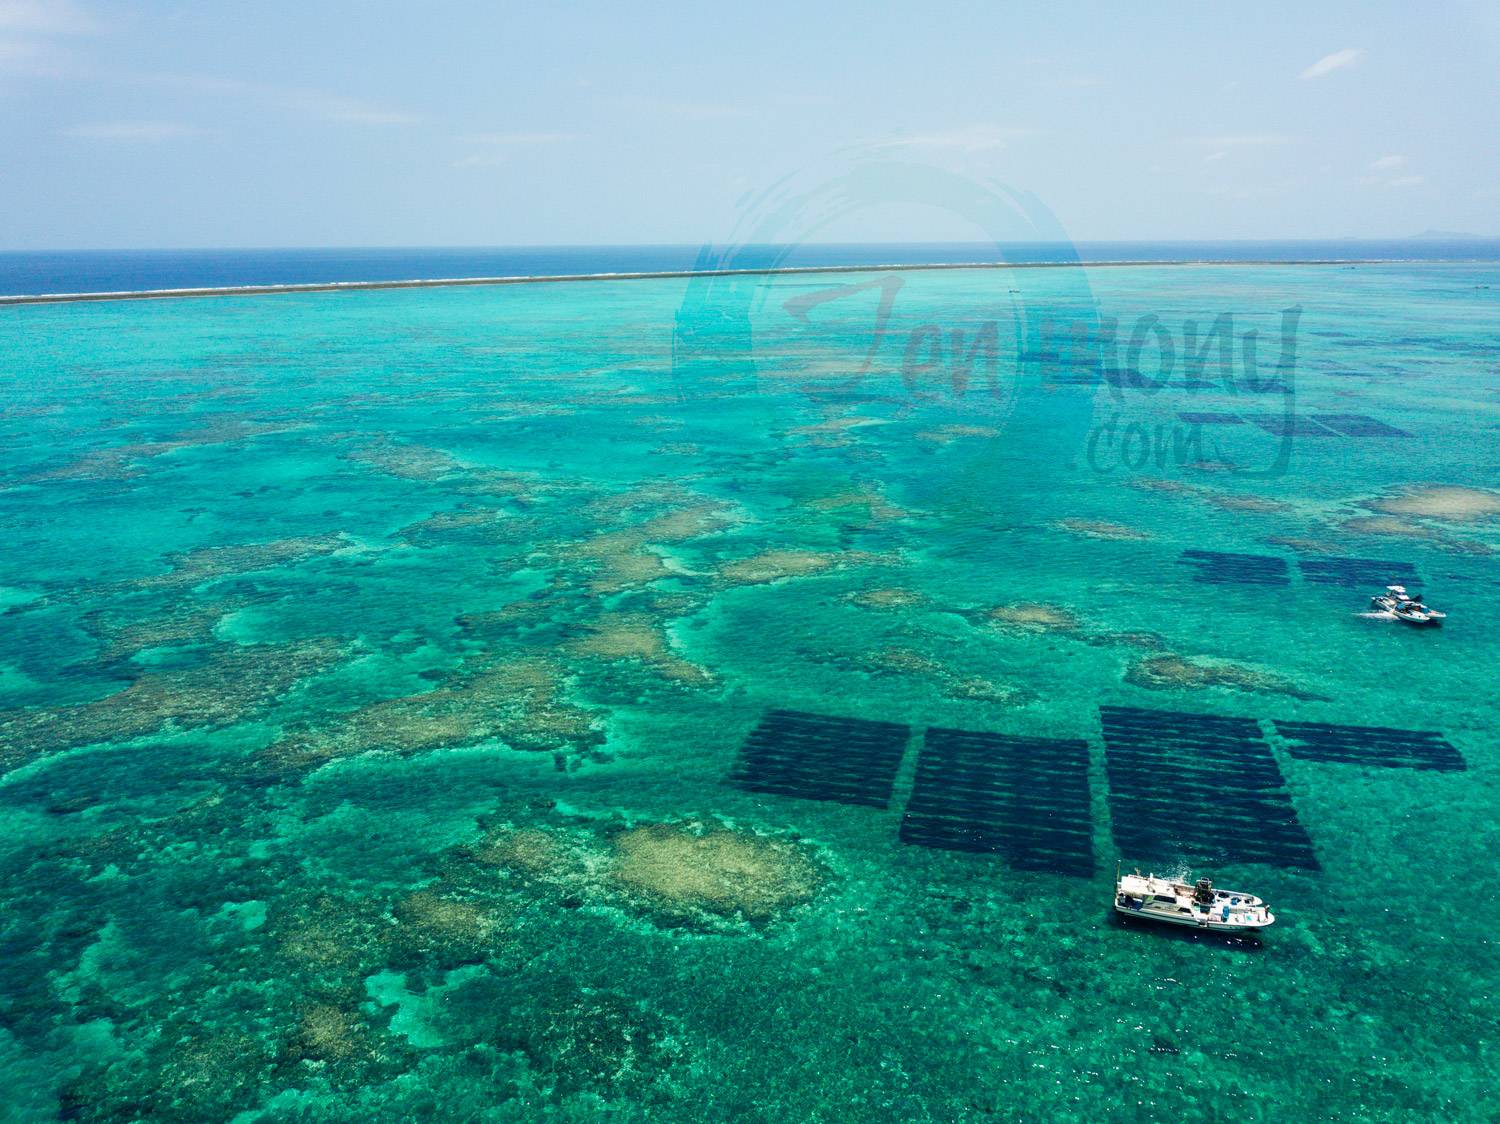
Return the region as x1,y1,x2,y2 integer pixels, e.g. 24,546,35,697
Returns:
1408,229,1498,240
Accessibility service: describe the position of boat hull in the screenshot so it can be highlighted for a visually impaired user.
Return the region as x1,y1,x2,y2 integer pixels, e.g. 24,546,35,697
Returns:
1371,596,1444,625
1114,903,1275,933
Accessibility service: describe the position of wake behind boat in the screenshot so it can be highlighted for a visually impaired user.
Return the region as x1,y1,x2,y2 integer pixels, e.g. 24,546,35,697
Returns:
1114,869,1275,932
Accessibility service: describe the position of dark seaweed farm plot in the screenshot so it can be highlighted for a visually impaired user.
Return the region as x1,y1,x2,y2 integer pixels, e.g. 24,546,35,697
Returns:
1271,720,1465,771
728,709,911,808
1178,550,1291,586
899,728,1094,876
1297,556,1419,588
1248,415,1335,437
1101,706,1318,870
1311,414,1413,438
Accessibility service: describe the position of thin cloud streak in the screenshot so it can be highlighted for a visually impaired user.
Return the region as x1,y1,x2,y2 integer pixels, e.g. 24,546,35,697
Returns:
1300,48,1363,80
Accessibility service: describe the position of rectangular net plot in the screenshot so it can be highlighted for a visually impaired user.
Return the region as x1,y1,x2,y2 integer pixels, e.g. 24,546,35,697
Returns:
1178,549,1290,586
1249,415,1337,437
1311,414,1413,438
899,728,1095,876
1101,706,1318,870
728,709,911,808
1271,720,1465,771
1177,412,1245,425
1297,556,1419,588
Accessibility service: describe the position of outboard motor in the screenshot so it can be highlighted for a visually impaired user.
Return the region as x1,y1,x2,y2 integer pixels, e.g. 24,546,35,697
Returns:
1193,878,1215,905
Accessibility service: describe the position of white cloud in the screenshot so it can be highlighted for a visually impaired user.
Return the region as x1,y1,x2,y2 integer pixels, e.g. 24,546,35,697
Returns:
874,124,1039,152
310,96,422,125
1361,155,1423,188
1300,48,1363,80
61,119,204,141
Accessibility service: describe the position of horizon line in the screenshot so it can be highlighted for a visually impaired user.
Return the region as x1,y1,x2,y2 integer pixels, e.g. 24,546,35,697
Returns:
3,257,1483,307
5,234,1500,256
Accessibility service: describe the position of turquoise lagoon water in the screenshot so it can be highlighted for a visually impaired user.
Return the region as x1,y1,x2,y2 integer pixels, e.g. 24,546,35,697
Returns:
0,263,1497,1121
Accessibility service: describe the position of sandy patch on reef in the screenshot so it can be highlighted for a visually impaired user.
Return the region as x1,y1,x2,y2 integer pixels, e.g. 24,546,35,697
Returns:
24,418,294,484
984,602,1163,653
1264,535,1340,554
343,437,538,499
1340,516,1494,555
1364,484,1500,522
788,415,887,436
567,612,714,685
1201,493,1292,514
719,549,836,584
914,424,1001,445
129,535,345,590
609,822,820,923
86,599,243,659
260,653,605,771
804,485,909,523
986,602,1083,633
1053,518,1151,541
851,642,1032,706
846,586,928,610
456,815,822,931
1129,477,1292,516
566,498,735,592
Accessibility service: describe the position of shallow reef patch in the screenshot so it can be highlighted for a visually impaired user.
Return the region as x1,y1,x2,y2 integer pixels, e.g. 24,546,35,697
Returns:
1125,653,1327,701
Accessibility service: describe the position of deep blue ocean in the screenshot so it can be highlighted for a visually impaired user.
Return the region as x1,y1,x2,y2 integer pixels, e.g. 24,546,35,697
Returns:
4,239,1500,296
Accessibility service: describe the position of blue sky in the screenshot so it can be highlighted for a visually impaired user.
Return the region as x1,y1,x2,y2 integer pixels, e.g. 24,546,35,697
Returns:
2,0,1498,248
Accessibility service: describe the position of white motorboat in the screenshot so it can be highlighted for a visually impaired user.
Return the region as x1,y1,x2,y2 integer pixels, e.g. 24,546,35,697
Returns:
1370,585,1446,626
1114,869,1275,932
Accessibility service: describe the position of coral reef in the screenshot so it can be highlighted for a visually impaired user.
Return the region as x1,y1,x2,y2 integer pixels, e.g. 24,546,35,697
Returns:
1053,518,1151,541
1125,653,1327,701
0,637,344,769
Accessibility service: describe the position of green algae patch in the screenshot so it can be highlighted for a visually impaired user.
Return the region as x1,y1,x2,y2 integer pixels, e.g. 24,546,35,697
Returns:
437,969,680,1100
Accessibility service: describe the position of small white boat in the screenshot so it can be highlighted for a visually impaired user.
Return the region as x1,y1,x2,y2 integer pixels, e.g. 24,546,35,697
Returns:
1114,869,1275,932
1370,585,1446,626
